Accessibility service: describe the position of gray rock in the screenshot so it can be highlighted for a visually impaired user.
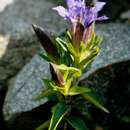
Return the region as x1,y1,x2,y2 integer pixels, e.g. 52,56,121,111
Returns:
0,0,67,85
3,55,50,120
3,23,130,121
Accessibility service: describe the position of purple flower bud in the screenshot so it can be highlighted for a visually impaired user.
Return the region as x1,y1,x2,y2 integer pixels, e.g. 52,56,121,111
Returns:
32,24,60,63
50,64,65,87
71,22,84,49
53,0,108,28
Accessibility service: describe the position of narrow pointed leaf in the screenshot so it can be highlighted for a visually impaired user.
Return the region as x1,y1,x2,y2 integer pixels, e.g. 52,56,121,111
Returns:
68,86,91,96
66,42,77,56
35,89,53,100
67,116,89,130
82,92,110,113
66,30,72,41
56,37,67,51
92,35,103,48
35,120,50,130
43,79,65,94
49,103,67,130
38,53,52,62
79,48,99,69
57,64,81,77
42,79,54,89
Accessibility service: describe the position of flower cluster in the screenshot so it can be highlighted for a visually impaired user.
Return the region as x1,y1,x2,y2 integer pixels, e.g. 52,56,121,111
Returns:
53,0,108,27
53,0,108,48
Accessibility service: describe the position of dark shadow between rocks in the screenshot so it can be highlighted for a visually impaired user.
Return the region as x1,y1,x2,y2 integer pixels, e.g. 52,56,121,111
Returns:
6,101,55,130
81,60,130,130
0,0,40,128
0,86,7,130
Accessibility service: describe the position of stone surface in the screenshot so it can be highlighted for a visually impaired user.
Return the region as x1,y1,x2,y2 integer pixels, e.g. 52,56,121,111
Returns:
81,61,130,129
0,0,67,85
3,23,130,121
3,55,50,120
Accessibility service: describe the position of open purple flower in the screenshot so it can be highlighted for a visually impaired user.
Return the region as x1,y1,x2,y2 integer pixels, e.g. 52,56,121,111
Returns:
53,0,108,28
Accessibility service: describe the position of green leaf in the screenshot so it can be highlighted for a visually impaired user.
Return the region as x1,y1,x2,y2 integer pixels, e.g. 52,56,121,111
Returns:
86,34,102,50
42,79,65,95
67,116,89,130
66,30,72,41
35,119,50,130
82,92,109,113
57,64,81,77
61,51,73,66
42,78,65,95
49,81,65,95
79,48,99,69
35,89,53,100
66,42,77,56
49,103,67,130
68,86,91,96
56,37,67,51
42,79,54,89
38,53,52,63
92,35,103,48
79,41,86,53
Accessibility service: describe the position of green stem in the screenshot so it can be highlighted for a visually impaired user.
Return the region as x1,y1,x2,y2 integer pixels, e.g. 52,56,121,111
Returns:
35,120,50,130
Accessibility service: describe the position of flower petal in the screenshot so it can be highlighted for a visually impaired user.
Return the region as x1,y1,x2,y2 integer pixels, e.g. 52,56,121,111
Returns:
67,0,85,8
66,0,75,8
95,2,106,12
52,6,68,18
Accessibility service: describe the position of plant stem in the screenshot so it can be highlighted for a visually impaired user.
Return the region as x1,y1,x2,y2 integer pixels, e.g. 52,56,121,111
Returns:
35,120,50,130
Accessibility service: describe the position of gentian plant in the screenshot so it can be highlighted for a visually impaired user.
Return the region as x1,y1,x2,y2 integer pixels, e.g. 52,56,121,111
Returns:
33,0,109,130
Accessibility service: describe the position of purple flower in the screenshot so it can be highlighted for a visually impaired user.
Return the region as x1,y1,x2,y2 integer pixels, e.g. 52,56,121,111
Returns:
53,0,108,28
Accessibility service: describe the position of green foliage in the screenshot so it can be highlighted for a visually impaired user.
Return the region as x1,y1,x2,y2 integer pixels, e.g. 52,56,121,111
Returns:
35,89,54,100
82,91,109,113
33,14,108,129
68,86,91,96
67,116,89,130
49,103,68,130
35,120,50,130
